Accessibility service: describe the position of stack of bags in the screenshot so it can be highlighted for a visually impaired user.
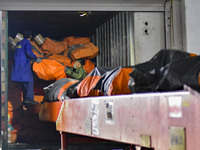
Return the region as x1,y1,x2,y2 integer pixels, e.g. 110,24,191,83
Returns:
32,34,97,81
8,33,98,102
8,33,99,143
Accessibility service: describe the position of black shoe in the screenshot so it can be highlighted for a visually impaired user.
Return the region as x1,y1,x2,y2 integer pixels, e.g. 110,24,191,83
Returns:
23,99,39,105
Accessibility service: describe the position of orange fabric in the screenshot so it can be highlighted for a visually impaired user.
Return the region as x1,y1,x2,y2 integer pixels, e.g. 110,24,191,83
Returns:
32,59,67,81
63,49,70,57
30,41,43,53
108,68,133,96
190,53,197,57
57,80,79,101
64,36,90,47
32,50,44,58
41,37,68,55
30,41,44,57
11,130,17,143
8,101,14,125
70,42,99,60
34,95,44,103
68,61,75,67
46,54,71,66
77,76,101,97
83,59,95,74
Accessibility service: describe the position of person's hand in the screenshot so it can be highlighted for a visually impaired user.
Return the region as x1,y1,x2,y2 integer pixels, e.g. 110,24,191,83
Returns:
36,57,42,63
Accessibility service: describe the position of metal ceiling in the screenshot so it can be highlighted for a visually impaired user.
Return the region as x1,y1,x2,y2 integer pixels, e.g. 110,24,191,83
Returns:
8,11,115,40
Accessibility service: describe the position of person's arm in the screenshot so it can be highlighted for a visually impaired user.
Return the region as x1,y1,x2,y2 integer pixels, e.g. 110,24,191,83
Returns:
25,42,37,59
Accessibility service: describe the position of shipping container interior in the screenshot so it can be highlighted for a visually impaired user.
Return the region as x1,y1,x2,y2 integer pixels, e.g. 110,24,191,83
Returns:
2,0,197,149
7,11,137,150
3,1,168,149
8,11,136,67
4,7,170,149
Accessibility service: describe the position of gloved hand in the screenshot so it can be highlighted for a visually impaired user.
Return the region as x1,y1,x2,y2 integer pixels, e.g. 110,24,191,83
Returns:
36,57,42,63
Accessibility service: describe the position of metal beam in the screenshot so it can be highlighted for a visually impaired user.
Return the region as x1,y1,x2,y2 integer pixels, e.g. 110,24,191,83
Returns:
0,10,2,150
0,1,165,11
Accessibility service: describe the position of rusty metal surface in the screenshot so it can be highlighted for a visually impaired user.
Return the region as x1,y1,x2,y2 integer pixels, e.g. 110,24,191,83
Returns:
39,101,63,122
56,87,200,150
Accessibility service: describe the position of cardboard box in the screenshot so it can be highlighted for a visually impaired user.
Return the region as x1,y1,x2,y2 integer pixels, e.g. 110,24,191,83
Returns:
34,34,45,45
15,33,23,42
9,36,17,46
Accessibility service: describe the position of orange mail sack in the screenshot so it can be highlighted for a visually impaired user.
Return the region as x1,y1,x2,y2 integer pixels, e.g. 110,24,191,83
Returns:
33,59,67,81
41,37,68,55
64,36,90,47
70,42,99,60
30,41,44,57
46,54,71,66
83,59,95,74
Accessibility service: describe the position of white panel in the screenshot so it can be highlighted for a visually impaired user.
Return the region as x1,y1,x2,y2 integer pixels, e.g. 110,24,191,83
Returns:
0,0,165,11
182,0,200,55
134,12,165,64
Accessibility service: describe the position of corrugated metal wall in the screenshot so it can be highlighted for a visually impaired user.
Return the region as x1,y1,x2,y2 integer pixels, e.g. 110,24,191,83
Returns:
93,12,131,67
93,11,166,66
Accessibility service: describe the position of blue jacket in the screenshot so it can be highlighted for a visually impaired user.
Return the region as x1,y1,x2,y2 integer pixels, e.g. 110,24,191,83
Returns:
11,39,37,82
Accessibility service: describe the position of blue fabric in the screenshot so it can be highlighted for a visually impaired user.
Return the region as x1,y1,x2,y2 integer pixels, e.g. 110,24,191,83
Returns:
21,82,34,101
11,39,37,82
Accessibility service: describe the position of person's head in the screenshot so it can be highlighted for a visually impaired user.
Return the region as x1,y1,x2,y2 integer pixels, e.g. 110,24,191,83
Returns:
23,30,32,40
77,58,85,66
73,60,82,69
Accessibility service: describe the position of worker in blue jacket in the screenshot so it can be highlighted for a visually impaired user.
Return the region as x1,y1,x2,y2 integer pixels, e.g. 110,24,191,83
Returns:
11,30,39,107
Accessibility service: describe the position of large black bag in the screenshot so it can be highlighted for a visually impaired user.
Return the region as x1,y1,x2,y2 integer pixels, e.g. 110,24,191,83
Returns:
129,49,196,93
156,56,200,92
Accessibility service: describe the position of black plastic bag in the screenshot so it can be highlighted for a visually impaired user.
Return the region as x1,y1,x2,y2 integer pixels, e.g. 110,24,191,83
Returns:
156,56,200,92
129,49,195,93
